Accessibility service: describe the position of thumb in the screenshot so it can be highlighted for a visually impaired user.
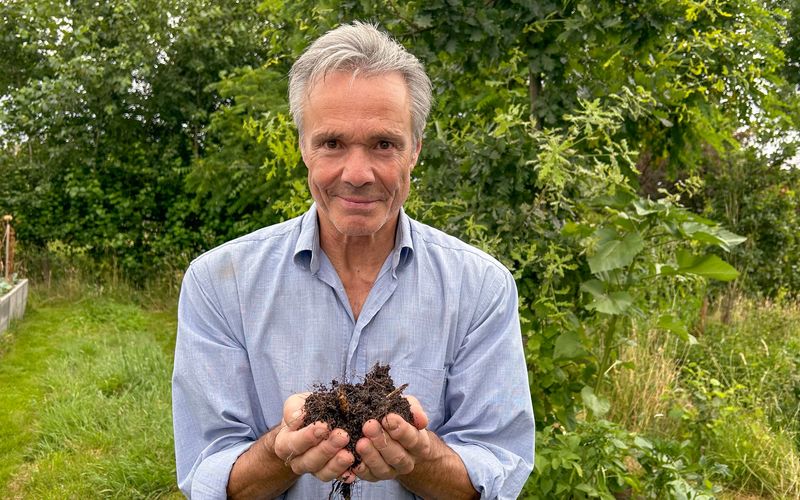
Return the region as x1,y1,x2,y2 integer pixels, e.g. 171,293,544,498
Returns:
405,395,429,430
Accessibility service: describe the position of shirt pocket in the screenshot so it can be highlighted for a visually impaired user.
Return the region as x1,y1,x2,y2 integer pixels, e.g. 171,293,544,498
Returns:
386,366,446,430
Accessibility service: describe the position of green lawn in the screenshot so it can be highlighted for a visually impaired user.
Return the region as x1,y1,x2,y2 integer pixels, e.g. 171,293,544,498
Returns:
0,291,181,498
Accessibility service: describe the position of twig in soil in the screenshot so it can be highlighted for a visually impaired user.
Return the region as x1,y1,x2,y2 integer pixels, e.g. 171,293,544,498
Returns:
384,383,409,400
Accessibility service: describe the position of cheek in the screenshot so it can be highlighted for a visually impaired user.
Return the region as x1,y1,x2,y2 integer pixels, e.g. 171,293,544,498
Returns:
306,160,337,187
390,166,412,198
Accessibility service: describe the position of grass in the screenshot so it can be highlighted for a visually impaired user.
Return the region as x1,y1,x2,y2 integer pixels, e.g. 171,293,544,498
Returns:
696,298,800,499
0,286,181,498
607,296,800,499
606,331,681,436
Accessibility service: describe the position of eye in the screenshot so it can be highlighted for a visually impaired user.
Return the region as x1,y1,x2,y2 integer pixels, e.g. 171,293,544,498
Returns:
377,140,393,150
324,139,339,149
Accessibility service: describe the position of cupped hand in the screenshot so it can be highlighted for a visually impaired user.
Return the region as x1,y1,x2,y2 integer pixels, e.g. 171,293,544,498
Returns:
272,393,357,483
353,395,432,482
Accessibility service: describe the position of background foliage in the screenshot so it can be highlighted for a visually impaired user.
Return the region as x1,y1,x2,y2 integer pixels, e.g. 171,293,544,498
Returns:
2,0,799,496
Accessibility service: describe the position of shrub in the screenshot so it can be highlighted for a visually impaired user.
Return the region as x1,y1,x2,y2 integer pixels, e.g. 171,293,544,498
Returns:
522,419,724,499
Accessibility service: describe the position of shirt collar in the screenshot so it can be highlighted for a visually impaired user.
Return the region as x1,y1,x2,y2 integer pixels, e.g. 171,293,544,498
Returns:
392,208,414,277
293,204,414,276
293,204,321,273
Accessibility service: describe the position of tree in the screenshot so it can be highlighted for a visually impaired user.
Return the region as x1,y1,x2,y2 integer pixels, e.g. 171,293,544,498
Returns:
0,0,271,279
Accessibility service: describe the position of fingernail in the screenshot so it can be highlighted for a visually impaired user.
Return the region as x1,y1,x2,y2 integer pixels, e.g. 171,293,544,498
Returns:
291,409,302,420
364,420,379,437
314,427,328,439
384,415,398,431
334,429,349,443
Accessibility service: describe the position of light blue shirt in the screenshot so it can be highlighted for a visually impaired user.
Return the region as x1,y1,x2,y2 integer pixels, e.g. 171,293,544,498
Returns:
172,204,535,499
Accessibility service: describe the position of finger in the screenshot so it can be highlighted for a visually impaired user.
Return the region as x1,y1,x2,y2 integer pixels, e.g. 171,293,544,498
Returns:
379,415,419,473
385,413,432,461
357,420,413,478
273,420,329,462
404,395,429,430
363,419,390,450
283,392,311,426
311,447,356,482
353,455,379,482
354,437,385,481
290,428,353,477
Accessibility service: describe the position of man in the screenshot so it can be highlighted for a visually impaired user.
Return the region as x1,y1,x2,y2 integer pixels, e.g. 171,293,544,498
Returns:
172,21,534,499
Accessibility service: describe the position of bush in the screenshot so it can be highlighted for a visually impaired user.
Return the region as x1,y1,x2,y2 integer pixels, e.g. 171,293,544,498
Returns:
522,419,724,499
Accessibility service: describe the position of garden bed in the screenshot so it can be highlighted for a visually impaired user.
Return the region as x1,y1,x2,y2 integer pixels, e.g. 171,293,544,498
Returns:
0,279,28,334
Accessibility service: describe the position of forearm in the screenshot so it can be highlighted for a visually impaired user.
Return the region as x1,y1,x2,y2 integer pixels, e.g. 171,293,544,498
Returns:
227,426,300,499
397,431,479,500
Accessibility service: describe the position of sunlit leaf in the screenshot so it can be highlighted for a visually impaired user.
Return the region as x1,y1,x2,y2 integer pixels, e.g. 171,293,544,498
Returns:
587,231,644,273
581,385,610,416
676,250,740,281
553,331,589,360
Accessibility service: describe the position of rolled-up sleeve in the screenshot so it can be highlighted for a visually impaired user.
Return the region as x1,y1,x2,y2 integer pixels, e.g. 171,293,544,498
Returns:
172,262,263,499
439,267,535,499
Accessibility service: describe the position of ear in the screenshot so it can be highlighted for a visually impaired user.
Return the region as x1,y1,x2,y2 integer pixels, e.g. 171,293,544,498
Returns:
298,138,309,166
411,140,423,169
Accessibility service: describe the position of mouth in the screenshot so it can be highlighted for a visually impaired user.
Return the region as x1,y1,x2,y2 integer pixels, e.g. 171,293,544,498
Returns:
336,196,380,209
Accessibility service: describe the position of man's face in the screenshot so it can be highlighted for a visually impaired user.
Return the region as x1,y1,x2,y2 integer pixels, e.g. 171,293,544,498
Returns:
300,71,421,241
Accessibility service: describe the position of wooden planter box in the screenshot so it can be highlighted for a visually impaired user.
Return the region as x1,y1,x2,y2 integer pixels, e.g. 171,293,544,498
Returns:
0,278,28,334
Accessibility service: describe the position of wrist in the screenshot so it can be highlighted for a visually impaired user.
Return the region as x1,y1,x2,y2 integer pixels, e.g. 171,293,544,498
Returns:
262,425,298,473
228,426,300,499
397,432,478,500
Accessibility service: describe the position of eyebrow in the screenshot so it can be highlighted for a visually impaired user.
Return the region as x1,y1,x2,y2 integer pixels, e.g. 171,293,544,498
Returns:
309,129,408,147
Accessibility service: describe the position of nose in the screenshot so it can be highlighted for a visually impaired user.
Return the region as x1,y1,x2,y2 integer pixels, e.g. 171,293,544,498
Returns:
340,147,375,187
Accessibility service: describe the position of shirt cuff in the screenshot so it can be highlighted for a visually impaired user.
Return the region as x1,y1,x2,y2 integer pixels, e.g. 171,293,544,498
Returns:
446,441,502,499
190,441,255,500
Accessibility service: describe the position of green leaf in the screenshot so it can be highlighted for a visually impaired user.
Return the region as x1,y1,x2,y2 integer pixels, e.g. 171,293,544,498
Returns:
534,454,549,472
582,280,634,315
634,436,653,450
587,230,644,273
680,223,747,251
714,228,747,249
581,386,610,417
632,198,662,216
580,279,605,298
657,314,696,344
676,250,740,281
414,14,433,28
553,331,588,360
589,189,636,209
655,263,678,276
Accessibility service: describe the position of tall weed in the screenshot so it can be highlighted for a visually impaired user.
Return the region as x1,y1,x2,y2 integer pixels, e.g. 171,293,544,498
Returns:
602,297,800,497
19,241,182,310
694,298,800,437
606,332,682,437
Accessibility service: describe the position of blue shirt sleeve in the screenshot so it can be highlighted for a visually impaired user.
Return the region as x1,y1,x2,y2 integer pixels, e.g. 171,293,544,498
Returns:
172,262,262,499
438,266,535,499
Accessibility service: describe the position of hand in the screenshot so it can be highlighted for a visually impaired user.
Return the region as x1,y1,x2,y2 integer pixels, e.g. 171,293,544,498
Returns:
353,395,432,481
272,393,357,483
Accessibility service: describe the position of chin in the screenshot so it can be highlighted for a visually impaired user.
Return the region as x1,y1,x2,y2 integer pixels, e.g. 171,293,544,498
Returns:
332,217,387,237
334,223,382,237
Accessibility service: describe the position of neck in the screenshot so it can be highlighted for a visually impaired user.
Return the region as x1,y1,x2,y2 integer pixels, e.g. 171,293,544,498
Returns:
319,218,398,277
318,214,400,320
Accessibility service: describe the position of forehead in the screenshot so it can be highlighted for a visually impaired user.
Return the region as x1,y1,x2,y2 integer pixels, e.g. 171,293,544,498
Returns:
307,69,408,99
303,71,411,129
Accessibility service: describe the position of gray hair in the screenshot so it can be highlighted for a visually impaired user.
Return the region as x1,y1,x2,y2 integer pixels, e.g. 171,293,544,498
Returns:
288,21,432,144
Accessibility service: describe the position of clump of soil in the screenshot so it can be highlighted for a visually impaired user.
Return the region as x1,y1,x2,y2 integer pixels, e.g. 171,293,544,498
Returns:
302,363,412,499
